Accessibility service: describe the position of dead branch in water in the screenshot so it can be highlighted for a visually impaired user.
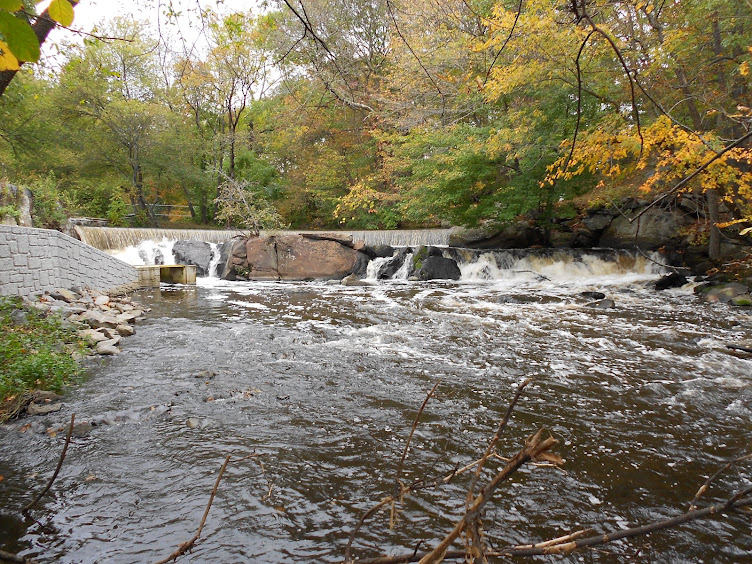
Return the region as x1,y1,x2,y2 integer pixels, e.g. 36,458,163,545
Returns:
22,413,75,513
391,379,441,527
153,454,231,564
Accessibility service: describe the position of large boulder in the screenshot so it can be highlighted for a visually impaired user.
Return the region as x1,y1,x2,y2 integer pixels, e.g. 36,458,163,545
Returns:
414,255,461,281
599,206,692,250
172,240,214,276
276,235,366,279
221,234,367,281
449,222,544,249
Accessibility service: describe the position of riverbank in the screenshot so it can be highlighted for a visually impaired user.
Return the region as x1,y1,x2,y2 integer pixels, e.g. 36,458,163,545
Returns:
0,289,146,422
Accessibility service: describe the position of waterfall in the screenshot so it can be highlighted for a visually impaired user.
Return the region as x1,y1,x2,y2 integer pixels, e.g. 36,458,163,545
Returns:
74,226,244,251
444,247,666,282
74,226,452,251
346,229,451,247
207,243,222,278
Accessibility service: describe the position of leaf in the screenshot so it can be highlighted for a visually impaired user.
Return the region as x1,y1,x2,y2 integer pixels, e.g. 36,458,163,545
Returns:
0,0,22,11
0,38,19,70
48,0,74,27
0,11,40,62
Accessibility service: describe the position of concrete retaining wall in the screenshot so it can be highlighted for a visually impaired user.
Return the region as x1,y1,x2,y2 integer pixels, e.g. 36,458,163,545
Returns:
0,225,139,297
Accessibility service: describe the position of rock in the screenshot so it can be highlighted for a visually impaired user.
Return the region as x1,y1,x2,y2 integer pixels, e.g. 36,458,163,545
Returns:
449,222,543,249
78,328,109,343
26,402,63,416
194,370,216,379
223,234,368,281
81,310,120,329
599,206,692,250
96,340,121,355
115,311,142,324
587,299,615,309
341,273,370,286
655,273,688,291
33,391,63,402
94,295,110,306
582,211,615,232
301,232,354,247
10,309,28,327
580,291,606,300
116,324,135,337
50,288,79,303
186,417,200,429
173,240,214,276
414,256,461,281
730,296,752,307
375,248,411,279
365,244,395,258
704,283,750,304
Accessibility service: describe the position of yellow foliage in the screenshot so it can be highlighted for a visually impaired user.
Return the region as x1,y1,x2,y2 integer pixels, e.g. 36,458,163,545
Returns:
0,40,19,71
546,116,752,220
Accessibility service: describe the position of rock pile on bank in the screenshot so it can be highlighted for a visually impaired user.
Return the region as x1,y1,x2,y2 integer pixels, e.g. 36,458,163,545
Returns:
30,287,145,355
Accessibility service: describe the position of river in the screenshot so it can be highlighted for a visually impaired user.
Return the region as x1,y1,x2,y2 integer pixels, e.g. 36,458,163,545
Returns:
1,253,751,562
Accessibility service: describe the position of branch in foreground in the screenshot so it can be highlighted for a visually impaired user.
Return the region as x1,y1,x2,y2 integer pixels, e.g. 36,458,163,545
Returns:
22,413,75,513
153,454,231,564
358,493,752,563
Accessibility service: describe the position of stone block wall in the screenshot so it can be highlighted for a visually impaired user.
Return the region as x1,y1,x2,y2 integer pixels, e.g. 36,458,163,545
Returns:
0,225,139,297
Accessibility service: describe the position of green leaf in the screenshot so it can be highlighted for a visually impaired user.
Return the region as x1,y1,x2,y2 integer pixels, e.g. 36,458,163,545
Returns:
49,0,74,27
0,1,23,11
0,11,39,62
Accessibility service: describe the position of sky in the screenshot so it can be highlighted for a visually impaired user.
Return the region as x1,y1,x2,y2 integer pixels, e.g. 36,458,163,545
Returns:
40,0,259,59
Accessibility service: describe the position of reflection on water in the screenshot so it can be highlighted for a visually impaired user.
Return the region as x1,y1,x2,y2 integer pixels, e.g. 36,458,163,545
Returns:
1,274,751,563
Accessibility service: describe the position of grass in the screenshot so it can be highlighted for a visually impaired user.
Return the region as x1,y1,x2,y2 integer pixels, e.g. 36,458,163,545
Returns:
0,296,86,421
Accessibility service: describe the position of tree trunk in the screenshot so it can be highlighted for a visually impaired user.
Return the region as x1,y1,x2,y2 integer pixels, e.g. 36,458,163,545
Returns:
0,2,80,97
706,188,721,260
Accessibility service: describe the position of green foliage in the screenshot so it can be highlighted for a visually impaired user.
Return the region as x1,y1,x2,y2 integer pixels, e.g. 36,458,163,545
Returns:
28,173,67,229
0,203,19,219
214,176,286,235
0,296,83,408
106,197,129,226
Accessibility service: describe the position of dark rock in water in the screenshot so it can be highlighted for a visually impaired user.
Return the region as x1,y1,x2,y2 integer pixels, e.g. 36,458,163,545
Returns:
364,244,394,258
415,256,461,281
587,298,615,309
703,282,750,304
580,291,606,300
173,240,213,276
377,248,412,279
655,272,688,291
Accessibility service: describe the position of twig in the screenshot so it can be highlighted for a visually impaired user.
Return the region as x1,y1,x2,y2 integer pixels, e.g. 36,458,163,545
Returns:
22,413,75,513
153,454,231,564
465,379,531,507
689,453,752,510
418,429,559,563
391,379,441,527
498,494,752,556
632,129,752,222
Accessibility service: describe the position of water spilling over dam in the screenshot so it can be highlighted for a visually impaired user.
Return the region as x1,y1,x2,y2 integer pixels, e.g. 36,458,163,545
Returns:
74,226,453,251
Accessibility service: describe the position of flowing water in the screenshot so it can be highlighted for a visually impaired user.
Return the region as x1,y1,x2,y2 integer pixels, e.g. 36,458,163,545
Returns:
1,251,751,563
74,227,452,251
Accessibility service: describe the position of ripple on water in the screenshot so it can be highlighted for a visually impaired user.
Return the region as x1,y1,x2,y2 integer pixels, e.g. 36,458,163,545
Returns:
1,280,751,562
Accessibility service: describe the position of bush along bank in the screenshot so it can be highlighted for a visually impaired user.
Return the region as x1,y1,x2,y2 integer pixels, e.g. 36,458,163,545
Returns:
0,289,146,422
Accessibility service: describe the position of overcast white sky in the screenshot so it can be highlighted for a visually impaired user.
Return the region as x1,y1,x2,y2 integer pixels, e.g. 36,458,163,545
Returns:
41,0,259,59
